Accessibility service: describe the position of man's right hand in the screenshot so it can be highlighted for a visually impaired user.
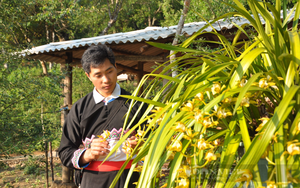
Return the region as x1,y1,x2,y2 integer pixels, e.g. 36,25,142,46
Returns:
79,138,110,166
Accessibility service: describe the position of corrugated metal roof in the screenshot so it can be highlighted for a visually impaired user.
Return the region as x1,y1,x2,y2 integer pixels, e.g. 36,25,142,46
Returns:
23,9,297,56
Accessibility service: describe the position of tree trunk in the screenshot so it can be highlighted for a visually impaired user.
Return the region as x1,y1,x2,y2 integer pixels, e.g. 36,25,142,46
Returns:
170,0,191,77
60,53,74,186
40,61,48,75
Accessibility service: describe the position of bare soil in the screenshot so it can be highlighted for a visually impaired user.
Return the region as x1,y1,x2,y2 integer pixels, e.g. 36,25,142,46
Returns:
0,152,63,188
0,152,170,188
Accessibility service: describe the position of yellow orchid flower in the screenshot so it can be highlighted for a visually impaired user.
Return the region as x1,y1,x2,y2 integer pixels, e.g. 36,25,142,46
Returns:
222,96,234,105
214,107,232,119
235,169,253,187
151,106,164,113
194,110,204,123
183,128,199,140
196,136,214,150
202,117,218,131
147,117,153,124
122,140,132,154
181,101,194,112
270,132,278,143
168,140,182,152
160,183,167,188
178,165,192,178
134,165,143,172
172,122,186,132
259,78,269,89
97,130,110,140
136,129,145,138
156,117,163,125
175,177,189,188
211,82,221,95
237,77,248,87
287,141,300,156
204,150,219,162
265,181,277,188
213,139,222,146
256,117,269,132
195,92,204,101
257,75,277,89
240,96,250,107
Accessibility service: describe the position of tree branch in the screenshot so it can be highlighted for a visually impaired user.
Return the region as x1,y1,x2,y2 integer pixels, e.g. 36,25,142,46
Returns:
106,0,113,18
100,0,123,35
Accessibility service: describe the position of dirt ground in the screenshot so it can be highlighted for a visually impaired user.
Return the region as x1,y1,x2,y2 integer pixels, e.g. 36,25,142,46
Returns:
0,152,170,188
0,152,63,188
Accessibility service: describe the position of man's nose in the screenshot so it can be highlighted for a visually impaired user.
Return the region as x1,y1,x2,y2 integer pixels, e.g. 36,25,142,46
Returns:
102,75,110,82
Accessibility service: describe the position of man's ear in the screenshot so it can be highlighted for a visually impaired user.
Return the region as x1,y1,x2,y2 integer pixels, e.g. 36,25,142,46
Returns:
85,72,91,81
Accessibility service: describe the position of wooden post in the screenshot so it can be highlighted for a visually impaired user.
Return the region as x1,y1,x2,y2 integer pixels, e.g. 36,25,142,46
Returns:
41,102,49,188
61,52,73,184
45,141,49,188
137,62,144,96
49,142,54,181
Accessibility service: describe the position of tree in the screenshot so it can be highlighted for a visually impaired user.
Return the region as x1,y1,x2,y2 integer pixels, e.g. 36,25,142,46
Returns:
0,50,63,156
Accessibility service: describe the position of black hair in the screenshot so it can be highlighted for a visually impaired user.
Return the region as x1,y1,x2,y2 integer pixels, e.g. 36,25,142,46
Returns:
81,44,116,73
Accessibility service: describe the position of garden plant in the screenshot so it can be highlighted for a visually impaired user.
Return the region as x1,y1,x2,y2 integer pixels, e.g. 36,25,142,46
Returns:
101,0,300,187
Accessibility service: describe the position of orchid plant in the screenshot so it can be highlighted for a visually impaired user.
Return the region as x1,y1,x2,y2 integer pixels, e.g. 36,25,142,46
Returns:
105,0,300,187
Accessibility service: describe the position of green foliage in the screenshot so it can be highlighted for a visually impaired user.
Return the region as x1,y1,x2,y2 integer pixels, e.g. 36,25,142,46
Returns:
22,156,43,175
0,48,63,156
72,67,94,102
118,81,138,94
0,161,8,170
118,79,164,98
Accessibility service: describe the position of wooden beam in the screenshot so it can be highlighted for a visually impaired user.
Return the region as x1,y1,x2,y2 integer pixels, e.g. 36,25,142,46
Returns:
115,55,164,62
116,63,150,75
70,59,150,75
140,45,150,53
117,70,126,76
43,53,164,64
72,55,164,64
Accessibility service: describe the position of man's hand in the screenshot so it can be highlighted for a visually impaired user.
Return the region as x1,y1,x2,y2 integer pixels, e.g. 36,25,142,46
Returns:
127,136,142,150
79,138,110,166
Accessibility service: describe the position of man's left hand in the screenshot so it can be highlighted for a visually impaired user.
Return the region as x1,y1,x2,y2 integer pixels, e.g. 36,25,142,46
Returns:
127,136,141,150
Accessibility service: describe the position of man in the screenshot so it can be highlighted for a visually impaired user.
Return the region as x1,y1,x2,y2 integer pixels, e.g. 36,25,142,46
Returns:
58,44,146,188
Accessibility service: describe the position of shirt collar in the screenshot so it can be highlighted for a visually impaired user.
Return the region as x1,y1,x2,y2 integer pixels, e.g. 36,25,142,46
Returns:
93,83,121,104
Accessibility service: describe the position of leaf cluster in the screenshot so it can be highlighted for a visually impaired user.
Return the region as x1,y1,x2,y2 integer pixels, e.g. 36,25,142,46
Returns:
107,0,300,187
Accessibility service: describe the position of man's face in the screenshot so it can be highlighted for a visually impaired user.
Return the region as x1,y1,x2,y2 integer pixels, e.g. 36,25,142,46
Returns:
85,58,117,97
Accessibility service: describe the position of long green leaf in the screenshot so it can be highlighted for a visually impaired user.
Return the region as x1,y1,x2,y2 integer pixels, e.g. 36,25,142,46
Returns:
215,133,241,188
229,48,266,89
120,95,166,108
